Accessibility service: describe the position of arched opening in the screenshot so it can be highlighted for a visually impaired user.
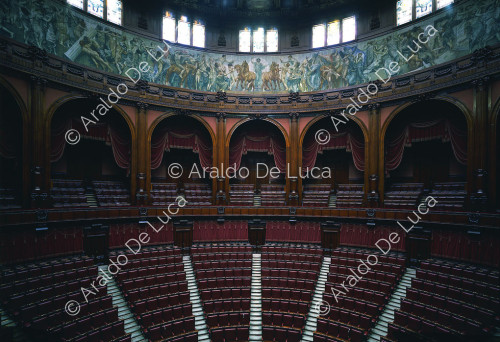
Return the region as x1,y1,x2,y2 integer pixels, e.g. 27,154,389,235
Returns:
150,115,213,206
384,100,468,210
0,84,23,209
50,99,132,207
301,118,365,207
228,120,287,206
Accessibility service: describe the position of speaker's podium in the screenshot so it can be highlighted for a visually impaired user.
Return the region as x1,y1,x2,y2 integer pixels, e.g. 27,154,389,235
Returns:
321,221,341,255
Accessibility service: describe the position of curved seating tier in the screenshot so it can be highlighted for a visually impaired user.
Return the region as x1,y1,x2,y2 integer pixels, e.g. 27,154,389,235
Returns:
301,184,331,207
229,184,255,206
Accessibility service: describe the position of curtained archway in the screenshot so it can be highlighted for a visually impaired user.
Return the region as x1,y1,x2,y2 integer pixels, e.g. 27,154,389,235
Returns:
383,99,468,186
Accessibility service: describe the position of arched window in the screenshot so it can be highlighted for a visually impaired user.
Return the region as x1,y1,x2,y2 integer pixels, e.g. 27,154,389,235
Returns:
67,0,122,25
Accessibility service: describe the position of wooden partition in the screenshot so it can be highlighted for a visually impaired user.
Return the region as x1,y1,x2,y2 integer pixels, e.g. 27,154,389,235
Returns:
321,221,341,254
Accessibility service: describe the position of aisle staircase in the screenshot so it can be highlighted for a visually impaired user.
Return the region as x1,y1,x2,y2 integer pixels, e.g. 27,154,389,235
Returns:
301,256,332,342
182,256,210,342
99,265,146,342
85,191,98,208
367,267,417,341
0,306,29,341
253,194,261,207
328,194,336,208
249,253,262,342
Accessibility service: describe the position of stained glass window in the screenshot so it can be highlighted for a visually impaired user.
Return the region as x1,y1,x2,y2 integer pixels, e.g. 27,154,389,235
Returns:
87,0,104,18
239,28,251,52
327,20,340,45
416,0,432,18
397,0,413,25
177,16,191,45
342,16,356,42
193,21,205,48
266,29,278,52
107,0,122,25
312,24,326,48
437,0,454,9
67,0,83,10
163,12,176,42
253,27,265,52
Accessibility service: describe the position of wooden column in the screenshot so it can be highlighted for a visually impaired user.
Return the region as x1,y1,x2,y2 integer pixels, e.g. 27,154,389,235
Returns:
367,103,381,207
288,112,300,206
135,102,149,205
216,112,227,205
470,77,490,209
30,76,49,208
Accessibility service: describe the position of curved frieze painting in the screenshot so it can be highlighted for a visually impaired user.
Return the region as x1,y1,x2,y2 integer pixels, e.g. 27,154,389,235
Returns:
0,0,498,93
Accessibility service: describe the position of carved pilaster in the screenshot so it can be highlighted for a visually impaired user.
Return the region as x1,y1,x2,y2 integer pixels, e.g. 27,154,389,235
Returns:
135,102,149,205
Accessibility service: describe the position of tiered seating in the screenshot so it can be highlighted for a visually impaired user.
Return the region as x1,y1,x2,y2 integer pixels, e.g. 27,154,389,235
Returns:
229,184,255,206
428,182,466,210
112,246,196,342
0,187,20,209
93,181,130,206
387,259,499,340
0,255,129,341
316,247,406,341
192,243,252,339
184,183,212,206
384,183,423,209
262,244,323,338
335,184,364,207
151,182,178,206
301,184,331,207
261,184,286,206
51,179,88,208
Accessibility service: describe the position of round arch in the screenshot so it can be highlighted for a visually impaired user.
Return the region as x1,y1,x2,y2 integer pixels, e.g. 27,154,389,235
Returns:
0,75,28,124
148,112,216,149
298,113,369,148
225,117,290,149
45,94,136,142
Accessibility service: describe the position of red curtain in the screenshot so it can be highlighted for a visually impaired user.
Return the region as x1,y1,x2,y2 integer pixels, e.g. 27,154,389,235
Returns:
51,118,131,171
385,119,467,171
229,130,286,173
302,130,365,172
151,126,212,169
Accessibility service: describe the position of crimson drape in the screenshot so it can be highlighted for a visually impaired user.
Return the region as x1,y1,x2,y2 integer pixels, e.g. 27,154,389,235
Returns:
51,118,131,170
151,126,212,169
385,119,467,171
302,130,365,172
229,130,286,173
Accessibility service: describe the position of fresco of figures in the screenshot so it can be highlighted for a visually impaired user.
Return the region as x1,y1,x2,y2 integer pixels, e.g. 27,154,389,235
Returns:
0,0,499,93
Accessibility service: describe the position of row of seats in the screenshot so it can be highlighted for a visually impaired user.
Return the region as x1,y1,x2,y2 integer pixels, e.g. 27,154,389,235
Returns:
132,293,191,315
211,327,249,341
192,253,251,262
196,268,251,279
262,244,323,255
326,273,392,294
329,264,397,284
51,179,88,207
262,299,309,315
121,273,186,291
335,184,364,208
405,288,496,327
139,305,193,328
262,326,301,342
109,247,181,260
200,288,251,301
146,318,196,342
420,259,499,285
191,245,253,254
411,278,499,311
151,182,178,205
301,184,331,207
93,181,130,206
262,312,305,329
262,278,315,291
198,277,251,289
206,311,250,327
261,184,286,206
322,306,373,331
262,260,321,272
55,320,129,342
117,262,184,280
384,182,423,209
428,182,466,210
125,282,188,303
262,253,322,264
229,184,255,206
204,299,250,313
315,319,365,342
322,293,380,317
415,269,499,297
262,269,317,280
194,260,252,270
330,248,406,267
184,183,211,206
262,288,312,303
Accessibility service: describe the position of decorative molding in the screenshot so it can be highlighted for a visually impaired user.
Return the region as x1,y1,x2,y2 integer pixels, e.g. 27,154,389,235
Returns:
35,210,48,221
288,111,299,119
139,208,148,216
366,209,376,217
216,91,227,102
216,112,227,121
471,46,493,67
